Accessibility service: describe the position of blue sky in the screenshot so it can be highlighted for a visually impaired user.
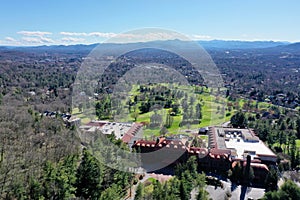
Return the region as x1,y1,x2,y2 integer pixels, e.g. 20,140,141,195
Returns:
1,0,299,45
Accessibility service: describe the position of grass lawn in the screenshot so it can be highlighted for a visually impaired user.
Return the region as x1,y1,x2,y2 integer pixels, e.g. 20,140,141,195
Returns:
72,107,94,124
136,111,152,124
196,92,227,127
167,115,182,133
73,84,237,134
258,101,271,109
142,128,161,138
199,135,208,141
146,177,157,183
199,135,208,146
297,140,300,148
272,140,300,153
72,107,80,115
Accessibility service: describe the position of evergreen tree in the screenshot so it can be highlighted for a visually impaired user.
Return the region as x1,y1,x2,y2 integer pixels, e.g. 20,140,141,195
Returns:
42,161,58,199
55,155,78,199
295,150,300,168
75,149,103,199
230,161,243,183
197,187,209,200
171,103,180,115
195,103,202,124
264,168,279,191
153,180,163,200
179,181,189,200
134,183,143,200
165,111,173,128
230,111,248,128
99,184,121,200
28,178,43,200
264,180,300,200
296,118,300,139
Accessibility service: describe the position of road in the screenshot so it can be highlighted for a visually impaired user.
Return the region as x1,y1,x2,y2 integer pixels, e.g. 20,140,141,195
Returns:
206,180,265,200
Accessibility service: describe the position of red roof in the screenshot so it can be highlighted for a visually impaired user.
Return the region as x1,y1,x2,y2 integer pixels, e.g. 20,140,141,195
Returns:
188,147,208,156
243,162,269,171
210,148,231,155
251,159,262,163
122,132,134,143
121,123,143,144
256,153,277,158
132,138,186,150
126,123,143,136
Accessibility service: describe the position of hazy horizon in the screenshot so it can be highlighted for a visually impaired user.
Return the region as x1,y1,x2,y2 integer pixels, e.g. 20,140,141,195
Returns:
0,38,293,48
1,0,300,46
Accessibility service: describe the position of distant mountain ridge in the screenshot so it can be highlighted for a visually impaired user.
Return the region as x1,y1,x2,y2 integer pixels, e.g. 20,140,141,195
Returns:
198,40,290,49
0,40,298,54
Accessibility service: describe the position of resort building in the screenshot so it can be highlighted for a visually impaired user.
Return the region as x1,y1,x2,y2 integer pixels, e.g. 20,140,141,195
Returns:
131,126,277,184
79,120,143,145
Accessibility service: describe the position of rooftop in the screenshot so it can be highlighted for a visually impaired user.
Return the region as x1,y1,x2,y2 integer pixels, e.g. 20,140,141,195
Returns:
80,120,139,140
212,127,276,161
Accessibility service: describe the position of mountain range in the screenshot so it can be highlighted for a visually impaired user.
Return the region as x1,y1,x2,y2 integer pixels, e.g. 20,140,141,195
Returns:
0,40,299,54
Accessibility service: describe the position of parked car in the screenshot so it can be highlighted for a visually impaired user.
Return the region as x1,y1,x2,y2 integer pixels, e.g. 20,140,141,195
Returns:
206,176,224,188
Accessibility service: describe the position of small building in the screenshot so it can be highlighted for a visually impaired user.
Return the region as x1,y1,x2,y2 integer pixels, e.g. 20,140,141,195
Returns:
67,117,81,127
198,127,209,135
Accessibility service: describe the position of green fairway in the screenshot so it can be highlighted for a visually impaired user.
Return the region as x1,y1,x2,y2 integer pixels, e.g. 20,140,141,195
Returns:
129,85,229,136
71,84,300,149
73,83,284,137
72,84,232,135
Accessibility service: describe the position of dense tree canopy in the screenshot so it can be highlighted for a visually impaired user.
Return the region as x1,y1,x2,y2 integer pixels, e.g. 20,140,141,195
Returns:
230,111,248,128
263,180,300,200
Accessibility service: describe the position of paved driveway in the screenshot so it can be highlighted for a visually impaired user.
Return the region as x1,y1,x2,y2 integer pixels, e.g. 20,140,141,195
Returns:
206,180,265,200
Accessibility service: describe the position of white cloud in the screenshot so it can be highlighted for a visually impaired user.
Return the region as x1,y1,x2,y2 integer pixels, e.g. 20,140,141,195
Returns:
61,37,85,42
17,31,52,37
89,32,117,37
40,36,54,43
22,36,54,44
22,37,42,43
0,37,21,46
0,30,215,46
5,37,17,42
60,32,88,36
104,32,190,43
60,31,117,38
190,34,212,40
15,31,55,45
59,31,194,43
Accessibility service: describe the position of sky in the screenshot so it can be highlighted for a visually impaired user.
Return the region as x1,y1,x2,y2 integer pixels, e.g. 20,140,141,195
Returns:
0,0,299,46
